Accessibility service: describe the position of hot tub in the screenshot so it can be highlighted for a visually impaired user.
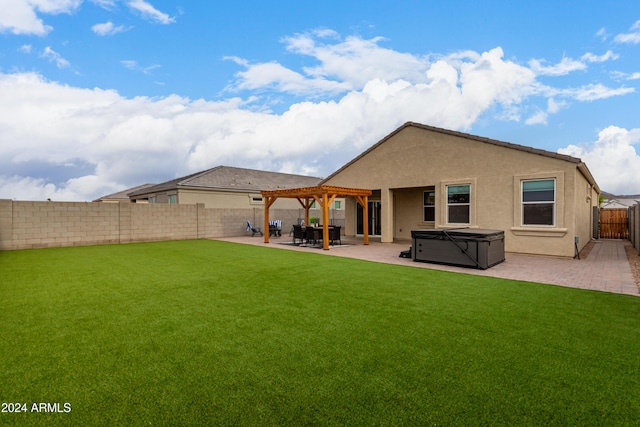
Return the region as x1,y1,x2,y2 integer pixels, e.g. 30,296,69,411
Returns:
411,228,505,269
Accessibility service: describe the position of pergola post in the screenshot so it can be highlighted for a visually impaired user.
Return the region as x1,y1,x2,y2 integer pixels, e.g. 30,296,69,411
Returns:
263,196,277,244
322,193,330,250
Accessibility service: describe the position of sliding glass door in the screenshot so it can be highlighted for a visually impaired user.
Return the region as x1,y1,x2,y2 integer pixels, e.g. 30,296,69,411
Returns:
356,201,382,236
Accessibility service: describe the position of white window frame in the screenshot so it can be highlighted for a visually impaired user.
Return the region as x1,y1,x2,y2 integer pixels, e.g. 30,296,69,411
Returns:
521,179,556,227
446,184,471,225
439,178,476,228
511,172,566,238
423,190,435,222
249,194,264,205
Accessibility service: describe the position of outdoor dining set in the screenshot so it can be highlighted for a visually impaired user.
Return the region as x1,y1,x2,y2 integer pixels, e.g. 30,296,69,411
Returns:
247,220,342,247
291,224,342,247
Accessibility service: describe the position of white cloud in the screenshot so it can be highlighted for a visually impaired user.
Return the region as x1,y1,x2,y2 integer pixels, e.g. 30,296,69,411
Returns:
0,175,59,201
610,71,640,81
228,61,351,96
226,33,431,96
19,44,33,53
596,27,608,41
581,50,619,63
528,56,587,76
92,21,127,36
0,30,637,201
0,0,173,36
0,0,81,35
127,0,175,24
557,84,634,101
546,98,567,114
525,98,567,125
29,0,82,14
528,50,618,82
0,174,119,202
90,0,116,10
282,32,430,88
614,20,640,44
41,46,70,68
121,60,161,74
0,0,52,35
558,126,640,194
525,110,548,125
228,36,538,120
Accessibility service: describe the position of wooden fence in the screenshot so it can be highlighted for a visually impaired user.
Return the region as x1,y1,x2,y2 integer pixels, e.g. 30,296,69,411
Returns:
599,208,629,239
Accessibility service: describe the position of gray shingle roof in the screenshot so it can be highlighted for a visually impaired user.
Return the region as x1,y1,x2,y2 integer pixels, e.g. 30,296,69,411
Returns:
128,166,321,197
93,183,156,201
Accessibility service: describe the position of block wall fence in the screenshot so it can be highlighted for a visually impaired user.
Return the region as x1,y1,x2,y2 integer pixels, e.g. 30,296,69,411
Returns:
0,199,325,251
630,203,640,255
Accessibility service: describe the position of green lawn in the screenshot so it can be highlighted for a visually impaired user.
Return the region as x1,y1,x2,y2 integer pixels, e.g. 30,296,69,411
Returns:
1,240,639,426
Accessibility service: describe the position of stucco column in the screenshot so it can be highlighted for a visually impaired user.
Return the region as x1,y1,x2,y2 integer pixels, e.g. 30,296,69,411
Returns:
381,188,394,243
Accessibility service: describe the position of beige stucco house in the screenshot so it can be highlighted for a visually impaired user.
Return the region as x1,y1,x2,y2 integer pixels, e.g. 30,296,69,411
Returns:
127,166,346,231
127,166,322,209
321,122,601,258
601,197,640,209
94,184,156,203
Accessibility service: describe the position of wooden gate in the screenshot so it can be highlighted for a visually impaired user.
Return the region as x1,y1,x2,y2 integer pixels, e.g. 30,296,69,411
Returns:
599,208,629,239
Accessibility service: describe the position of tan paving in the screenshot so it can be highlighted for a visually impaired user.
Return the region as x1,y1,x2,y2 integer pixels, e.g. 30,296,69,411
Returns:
215,235,639,297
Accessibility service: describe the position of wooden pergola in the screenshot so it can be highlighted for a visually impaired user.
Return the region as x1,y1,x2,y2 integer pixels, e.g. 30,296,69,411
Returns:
261,185,373,250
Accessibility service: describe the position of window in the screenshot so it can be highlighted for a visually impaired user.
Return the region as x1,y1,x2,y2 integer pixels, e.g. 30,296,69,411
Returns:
168,195,176,204
333,200,342,210
423,191,435,221
249,195,264,205
522,179,555,226
447,185,470,224
149,196,156,204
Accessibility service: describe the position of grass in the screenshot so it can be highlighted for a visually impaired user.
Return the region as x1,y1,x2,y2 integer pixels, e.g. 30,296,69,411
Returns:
1,240,639,426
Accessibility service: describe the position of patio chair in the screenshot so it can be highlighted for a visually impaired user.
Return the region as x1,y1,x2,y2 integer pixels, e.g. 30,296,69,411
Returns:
246,221,263,237
292,225,304,245
329,226,342,245
304,226,317,246
269,219,282,237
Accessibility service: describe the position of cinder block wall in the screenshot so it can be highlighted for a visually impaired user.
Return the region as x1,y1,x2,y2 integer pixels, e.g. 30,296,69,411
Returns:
0,200,268,250
0,199,14,250
2,200,122,250
632,203,639,255
128,203,199,243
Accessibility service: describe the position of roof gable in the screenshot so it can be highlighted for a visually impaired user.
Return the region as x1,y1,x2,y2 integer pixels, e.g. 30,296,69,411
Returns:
321,122,584,184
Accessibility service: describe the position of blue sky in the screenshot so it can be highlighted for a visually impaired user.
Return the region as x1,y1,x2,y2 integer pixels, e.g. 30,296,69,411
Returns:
1,0,640,200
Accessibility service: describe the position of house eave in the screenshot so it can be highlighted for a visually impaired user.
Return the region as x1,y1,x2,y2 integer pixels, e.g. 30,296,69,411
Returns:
577,162,601,194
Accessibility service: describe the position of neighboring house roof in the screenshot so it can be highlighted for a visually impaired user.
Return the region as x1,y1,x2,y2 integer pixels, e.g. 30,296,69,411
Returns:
602,198,640,209
321,121,601,192
93,183,156,202
128,166,322,197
